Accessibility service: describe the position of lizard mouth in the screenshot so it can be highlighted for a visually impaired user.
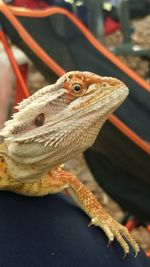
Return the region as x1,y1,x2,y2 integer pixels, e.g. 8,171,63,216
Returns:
90,85,128,107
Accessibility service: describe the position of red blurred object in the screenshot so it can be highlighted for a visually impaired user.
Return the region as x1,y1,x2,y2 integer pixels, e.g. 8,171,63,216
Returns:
15,63,28,106
146,251,150,258
104,16,120,36
125,219,138,232
13,0,48,9
146,224,150,257
146,224,150,233
0,29,29,101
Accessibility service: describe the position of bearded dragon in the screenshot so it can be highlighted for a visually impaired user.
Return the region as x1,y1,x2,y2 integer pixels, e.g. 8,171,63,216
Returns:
0,71,139,257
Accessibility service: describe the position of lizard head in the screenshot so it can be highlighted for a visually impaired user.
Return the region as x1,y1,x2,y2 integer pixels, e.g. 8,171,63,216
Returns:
0,71,128,181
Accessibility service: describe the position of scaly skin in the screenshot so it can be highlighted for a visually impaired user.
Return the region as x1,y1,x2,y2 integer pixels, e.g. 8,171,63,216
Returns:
0,71,139,257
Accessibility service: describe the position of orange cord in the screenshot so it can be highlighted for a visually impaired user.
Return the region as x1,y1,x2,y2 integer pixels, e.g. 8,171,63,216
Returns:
0,2,65,77
6,4,150,93
109,115,150,154
125,219,137,232
0,29,29,98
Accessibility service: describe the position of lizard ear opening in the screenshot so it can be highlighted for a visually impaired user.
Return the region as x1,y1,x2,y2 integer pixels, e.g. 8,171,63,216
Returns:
0,135,5,143
35,113,45,127
101,82,109,89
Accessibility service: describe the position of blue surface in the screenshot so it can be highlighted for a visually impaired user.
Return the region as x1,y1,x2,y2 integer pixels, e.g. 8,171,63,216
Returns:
0,192,149,267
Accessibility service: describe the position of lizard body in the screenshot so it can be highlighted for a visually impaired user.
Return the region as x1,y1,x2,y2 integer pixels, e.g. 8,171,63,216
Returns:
0,71,139,257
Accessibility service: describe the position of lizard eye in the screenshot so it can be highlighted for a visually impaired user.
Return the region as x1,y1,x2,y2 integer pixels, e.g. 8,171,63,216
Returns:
35,113,45,127
71,83,83,95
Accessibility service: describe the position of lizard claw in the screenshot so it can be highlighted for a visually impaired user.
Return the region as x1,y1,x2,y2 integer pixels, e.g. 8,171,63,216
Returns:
89,216,140,257
107,238,114,248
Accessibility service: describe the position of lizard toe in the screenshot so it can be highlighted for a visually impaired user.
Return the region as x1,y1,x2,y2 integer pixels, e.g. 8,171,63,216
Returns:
89,216,139,257
119,225,140,257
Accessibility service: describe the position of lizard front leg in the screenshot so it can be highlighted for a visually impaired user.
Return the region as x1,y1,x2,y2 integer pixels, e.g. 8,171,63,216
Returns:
50,168,139,257
10,166,139,257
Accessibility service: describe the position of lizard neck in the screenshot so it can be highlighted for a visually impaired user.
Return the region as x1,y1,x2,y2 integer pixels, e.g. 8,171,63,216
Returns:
0,143,21,188
1,115,104,182
0,142,46,182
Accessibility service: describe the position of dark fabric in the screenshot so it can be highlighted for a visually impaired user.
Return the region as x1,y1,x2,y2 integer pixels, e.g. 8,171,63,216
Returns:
84,120,150,221
85,149,150,221
0,191,149,267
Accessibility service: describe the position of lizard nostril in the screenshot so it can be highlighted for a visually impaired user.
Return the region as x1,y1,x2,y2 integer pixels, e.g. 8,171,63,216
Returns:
35,113,45,127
